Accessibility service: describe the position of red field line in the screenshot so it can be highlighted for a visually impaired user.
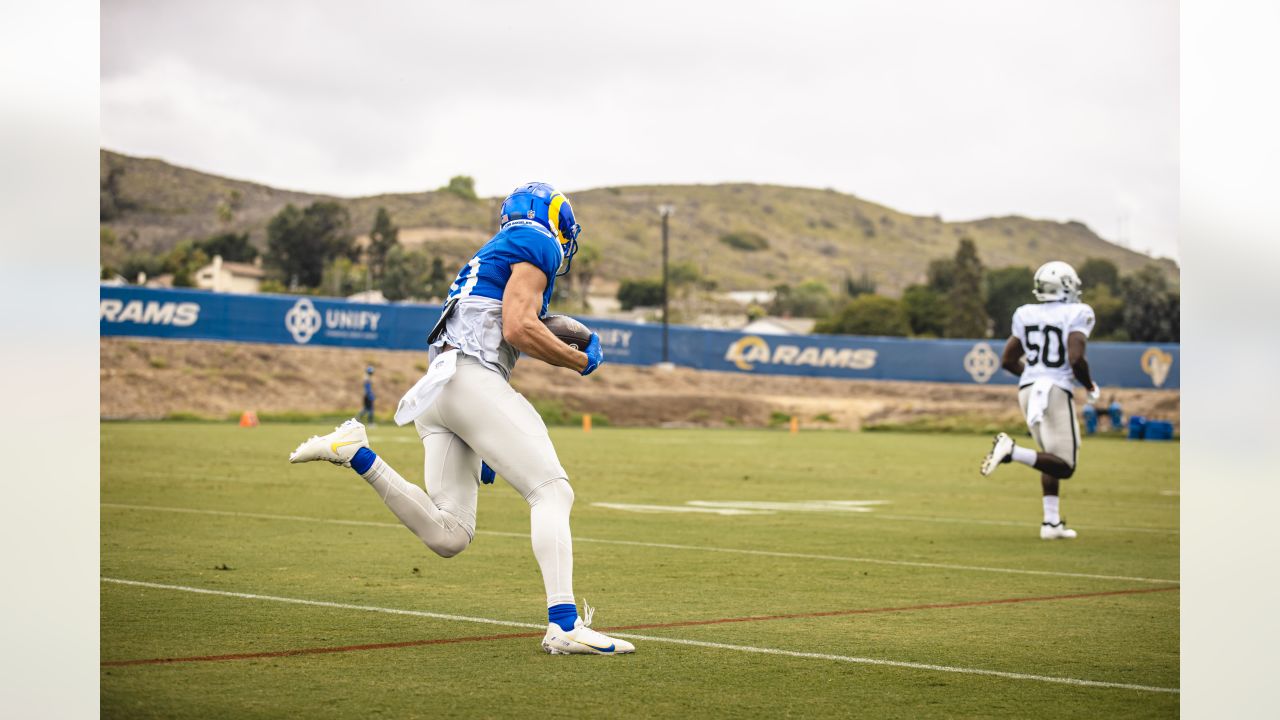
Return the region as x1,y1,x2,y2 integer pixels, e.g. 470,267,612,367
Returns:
101,630,546,667
606,585,1180,632
103,585,1178,667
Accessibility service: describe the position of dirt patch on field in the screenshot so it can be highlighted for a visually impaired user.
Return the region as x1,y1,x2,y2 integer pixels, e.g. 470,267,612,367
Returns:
101,337,1180,431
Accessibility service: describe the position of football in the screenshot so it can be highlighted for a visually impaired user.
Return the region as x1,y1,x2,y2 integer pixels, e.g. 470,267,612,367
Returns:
541,314,592,351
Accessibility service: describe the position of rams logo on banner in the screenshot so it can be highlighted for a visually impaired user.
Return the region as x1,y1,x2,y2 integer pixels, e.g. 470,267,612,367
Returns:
1140,347,1174,387
724,335,877,372
963,342,1001,383
725,335,771,370
285,298,323,344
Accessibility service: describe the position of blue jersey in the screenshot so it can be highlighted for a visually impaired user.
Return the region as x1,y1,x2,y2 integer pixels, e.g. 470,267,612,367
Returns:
446,220,563,316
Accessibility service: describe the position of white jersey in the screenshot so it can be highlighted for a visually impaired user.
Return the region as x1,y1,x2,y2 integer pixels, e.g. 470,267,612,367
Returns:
1010,301,1096,391
430,296,520,381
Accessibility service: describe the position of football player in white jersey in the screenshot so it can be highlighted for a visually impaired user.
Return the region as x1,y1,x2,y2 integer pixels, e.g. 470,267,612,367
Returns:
980,261,1101,540
289,183,634,655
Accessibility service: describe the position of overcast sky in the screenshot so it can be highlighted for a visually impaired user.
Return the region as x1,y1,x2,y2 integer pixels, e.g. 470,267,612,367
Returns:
101,0,1179,260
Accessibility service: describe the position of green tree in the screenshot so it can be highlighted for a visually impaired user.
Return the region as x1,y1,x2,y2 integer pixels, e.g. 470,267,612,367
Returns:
426,257,450,299
321,256,370,297
100,227,124,278
926,258,956,294
944,238,989,338
1084,284,1127,339
1079,257,1120,293
215,189,244,224
441,175,478,201
120,254,166,284
380,246,432,302
900,284,948,337
1120,265,1179,342
567,243,602,310
367,207,400,280
815,295,909,336
769,280,835,318
617,279,664,310
984,266,1034,337
164,241,210,288
266,201,355,288
197,232,258,263
843,271,877,298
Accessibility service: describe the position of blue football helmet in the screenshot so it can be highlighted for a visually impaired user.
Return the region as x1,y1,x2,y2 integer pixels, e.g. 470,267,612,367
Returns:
499,182,582,276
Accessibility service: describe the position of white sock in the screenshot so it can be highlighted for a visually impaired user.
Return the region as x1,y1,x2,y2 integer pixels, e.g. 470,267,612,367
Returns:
362,457,472,558
1010,445,1038,467
527,479,576,607
1043,495,1061,525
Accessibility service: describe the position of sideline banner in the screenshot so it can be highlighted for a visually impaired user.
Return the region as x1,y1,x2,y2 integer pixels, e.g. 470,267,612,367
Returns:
100,286,1179,389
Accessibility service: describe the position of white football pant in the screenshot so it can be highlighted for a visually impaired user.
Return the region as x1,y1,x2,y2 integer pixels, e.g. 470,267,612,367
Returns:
1018,384,1080,467
360,354,575,607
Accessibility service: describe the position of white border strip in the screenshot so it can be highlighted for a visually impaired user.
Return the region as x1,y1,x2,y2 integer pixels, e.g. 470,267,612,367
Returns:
102,503,1180,585
101,578,1178,695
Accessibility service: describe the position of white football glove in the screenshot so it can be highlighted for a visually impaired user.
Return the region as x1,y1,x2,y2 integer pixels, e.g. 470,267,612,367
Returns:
1088,383,1102,402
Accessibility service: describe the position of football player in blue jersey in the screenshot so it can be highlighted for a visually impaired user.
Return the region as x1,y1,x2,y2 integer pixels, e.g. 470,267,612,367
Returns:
290,182,632,655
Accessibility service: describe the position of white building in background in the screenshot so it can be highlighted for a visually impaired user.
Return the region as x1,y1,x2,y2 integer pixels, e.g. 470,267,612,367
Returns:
722,290,776,306
741,316,816,335
195,255,265,294
347,289,387,304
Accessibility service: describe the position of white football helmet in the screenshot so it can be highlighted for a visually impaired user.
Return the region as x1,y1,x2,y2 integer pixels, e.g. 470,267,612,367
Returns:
1033,261,1082,302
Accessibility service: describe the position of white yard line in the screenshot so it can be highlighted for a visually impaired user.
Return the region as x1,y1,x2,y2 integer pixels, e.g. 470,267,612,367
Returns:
868,513,1178,535
100,577,1178,695
102,503,1180,585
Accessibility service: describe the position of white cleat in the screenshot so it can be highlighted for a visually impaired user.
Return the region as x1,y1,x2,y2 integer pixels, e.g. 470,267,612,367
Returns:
1041,520,1078,540
541,602,635,656
288,419,369,467
981,432,1015,476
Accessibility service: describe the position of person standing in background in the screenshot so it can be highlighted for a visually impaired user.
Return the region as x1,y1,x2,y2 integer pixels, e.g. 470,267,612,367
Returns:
360,366,375,425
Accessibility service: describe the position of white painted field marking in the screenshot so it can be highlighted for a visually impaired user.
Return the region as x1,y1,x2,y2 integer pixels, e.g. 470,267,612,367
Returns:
102,578,544,629
869,513,1178,535
480,530,1179,585
101,577,1178,695
102,503,1180,584
687,500,889,512
592,503,773,516
599,500,1175,534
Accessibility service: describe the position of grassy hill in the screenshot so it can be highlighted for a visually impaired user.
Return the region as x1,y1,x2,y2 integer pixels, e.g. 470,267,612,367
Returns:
101,149,1177,295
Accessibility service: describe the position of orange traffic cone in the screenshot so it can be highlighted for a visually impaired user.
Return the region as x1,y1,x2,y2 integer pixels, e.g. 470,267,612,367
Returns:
239,411,259,427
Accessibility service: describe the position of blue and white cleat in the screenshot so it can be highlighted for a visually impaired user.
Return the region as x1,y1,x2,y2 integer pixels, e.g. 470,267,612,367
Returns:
541,602,635,656
289,419,369,467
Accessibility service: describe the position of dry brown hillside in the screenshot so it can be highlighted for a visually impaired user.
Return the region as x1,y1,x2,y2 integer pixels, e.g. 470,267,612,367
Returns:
100,150,1177,296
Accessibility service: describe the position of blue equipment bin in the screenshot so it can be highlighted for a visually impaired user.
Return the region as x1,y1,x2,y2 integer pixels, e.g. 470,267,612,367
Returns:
1144,420,1174,440
1127,416,1147,440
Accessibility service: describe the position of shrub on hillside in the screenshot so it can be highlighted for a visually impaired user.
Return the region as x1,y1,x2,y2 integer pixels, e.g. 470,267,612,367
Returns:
719,231,770,251
617,278,664,309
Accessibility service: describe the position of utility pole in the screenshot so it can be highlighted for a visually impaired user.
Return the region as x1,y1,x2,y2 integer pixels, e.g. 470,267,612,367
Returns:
658,204,675,366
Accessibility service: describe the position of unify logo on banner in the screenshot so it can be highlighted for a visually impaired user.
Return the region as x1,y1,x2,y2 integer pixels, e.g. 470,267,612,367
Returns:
100,298,200,327
593,328,633,354
963,342,1002,383
724,335,877,372
285,298,382,344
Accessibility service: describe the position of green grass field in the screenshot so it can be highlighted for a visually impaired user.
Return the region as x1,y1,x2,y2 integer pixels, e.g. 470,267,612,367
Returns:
101,423,1179,718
